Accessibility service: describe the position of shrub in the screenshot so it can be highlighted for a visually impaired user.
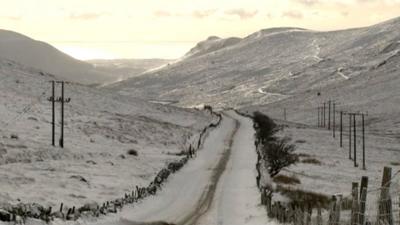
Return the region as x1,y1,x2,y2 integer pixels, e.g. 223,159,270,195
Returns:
127,149,138,156
263,137,298,177
253,111,279,145
253,112,298,178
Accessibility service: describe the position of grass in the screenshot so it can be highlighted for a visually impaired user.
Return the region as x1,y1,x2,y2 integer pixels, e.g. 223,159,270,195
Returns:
297,153,311,158
301,158,322,165
273,174,301,185
276,184,331,208
295,139,307,144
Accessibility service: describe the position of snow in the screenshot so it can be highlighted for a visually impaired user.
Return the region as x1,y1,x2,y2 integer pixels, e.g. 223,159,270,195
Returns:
38,112,275,225
196,111,275,225
110,16,400,112
337,67,350,80
0,59,216,211
0,30,113,85
269,121,400,217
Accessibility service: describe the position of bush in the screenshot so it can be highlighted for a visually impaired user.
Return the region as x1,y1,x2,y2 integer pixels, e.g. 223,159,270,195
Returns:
253,111,279,145
263,137,298,177
253,112,298,178
127,149,138,156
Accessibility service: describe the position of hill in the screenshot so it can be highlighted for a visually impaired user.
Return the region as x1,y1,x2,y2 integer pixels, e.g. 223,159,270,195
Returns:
0,29,113,84
110,17,400,132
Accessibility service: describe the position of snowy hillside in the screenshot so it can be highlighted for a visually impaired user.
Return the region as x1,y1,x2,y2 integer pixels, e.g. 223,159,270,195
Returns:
111,17,400,115
0,58,216,209
0,30,114,84
184,36,242,59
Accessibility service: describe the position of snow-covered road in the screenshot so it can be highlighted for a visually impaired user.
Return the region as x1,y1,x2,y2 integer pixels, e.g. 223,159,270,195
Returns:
78,112,273,225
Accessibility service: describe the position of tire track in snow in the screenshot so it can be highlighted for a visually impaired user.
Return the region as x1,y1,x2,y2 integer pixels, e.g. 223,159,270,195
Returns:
107,114,239,225
176,114,239,225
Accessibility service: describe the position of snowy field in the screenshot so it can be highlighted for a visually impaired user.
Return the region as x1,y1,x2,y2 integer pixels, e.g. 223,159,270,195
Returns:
275,122,400,194
0,58,216,210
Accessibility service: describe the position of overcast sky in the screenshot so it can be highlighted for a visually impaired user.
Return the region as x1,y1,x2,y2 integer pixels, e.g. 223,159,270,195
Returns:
1,0,399,60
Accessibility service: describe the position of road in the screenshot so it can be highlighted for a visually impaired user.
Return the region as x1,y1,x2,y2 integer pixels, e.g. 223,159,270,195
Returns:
84,111,272,225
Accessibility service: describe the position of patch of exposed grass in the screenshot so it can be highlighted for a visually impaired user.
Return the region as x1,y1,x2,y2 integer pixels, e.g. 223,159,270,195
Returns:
295,139,307,144
301,158,322,165
390,161,400,166
297,153,311,158
273,174,301,185
276,184,330,208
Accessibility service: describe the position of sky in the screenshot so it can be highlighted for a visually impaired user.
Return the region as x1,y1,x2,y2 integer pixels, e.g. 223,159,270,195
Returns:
0,0,399,60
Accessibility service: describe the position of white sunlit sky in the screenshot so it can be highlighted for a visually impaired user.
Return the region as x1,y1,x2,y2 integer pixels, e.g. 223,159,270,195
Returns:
1,0,400,60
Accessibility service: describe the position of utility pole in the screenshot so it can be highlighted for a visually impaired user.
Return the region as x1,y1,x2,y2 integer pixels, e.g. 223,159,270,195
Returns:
349,114,352,160
353,114,358,167
320,106,323,127
47,81,56,146
340,111,343,147
48,81,71,148
317,107,320,127
60,81,64,148
323,102,326,128
362,113,366,170
333,102,336,138
328,100,331,130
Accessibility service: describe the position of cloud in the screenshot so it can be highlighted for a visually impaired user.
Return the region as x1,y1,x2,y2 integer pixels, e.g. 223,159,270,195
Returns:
282,11,304,19
294,0,320,6
192,10,216,19
69,12,108,20
224,9,258,20
154,9,215,19
154,10,172,17
1,16,21,21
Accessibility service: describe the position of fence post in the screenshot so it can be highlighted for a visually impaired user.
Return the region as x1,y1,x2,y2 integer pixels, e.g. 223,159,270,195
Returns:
377,167,393,225
306,204,312,225
329,195,336,225
359,176,369,225
336,196,342,225
317,205,322,225
351,182,360,225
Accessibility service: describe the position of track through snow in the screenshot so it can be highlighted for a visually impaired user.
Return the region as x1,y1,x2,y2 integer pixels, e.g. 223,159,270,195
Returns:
80,112,273,225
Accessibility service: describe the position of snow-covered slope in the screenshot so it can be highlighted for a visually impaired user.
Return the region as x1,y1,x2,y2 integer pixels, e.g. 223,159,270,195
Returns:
111,17,400,112
0,30,113,84
110,17,400,136
184,36,242,59
0,58,216,209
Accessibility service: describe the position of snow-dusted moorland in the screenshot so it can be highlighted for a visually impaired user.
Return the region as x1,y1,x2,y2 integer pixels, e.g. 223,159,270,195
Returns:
0,58,217,211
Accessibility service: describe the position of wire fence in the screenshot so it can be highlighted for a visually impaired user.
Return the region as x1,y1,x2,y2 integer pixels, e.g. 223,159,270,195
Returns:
260,167,400,225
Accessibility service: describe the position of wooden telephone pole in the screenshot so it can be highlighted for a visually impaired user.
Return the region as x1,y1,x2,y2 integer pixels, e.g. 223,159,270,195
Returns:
48,81,71,148
328,100,331,130
340,111,343,147
333,102,336,138
323,102,326,128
